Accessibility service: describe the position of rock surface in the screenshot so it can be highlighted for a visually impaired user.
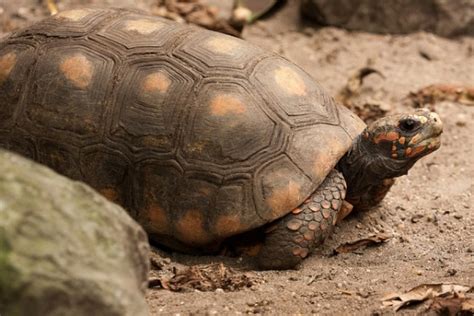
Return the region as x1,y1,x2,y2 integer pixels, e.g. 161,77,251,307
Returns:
0,150,150,316
301,0,474,37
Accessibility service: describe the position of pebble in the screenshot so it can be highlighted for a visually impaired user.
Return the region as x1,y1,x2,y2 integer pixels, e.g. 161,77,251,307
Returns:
446,268,457,276
215,288,224,293
455,114,467,127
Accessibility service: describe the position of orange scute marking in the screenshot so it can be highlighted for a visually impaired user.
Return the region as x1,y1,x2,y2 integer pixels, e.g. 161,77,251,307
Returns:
312,139,347,181
176,209,212,245
214,214,242,237
0,52,17,85
56,9,90,21
60,54,94,89
147,203,170,234
399,136,406,145
124,19,164,35
374,131,399,144
142,72,171,94
267,180,302,218
205,36,240,55
274,66,307,96
406,145,426,157
210,94,246,116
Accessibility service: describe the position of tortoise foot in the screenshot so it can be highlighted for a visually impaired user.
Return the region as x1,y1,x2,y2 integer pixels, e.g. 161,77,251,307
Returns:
257,169,346,270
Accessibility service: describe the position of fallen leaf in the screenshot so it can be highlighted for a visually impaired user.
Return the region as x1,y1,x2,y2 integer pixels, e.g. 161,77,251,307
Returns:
382,283,473,311
409,84,474,108
150,263,260,292
334,233,391,254
336,66,388,123
428,294,474,315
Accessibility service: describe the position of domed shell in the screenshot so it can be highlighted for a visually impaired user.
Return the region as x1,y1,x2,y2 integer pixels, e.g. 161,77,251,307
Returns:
0,8,366,247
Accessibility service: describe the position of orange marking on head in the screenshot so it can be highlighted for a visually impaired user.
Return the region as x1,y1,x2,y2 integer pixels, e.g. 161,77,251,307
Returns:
374,131,399,144
205,36,240,55
210,94,246,116
214,214,242,238
124,19,164,35
56,9,90,21
274,66,307,96
142,72,171,94
391,145,397,152
0,52,17,85
60,54,93,89
406,145,426,158
176,209,212,245
267,180,302,218
146,203,170,234
399,136,406,145
408,134,422,145
405,147,412,156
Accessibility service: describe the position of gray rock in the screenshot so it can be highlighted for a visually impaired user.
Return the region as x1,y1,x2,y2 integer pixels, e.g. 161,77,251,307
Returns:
301,0,474,37
0,150,150,316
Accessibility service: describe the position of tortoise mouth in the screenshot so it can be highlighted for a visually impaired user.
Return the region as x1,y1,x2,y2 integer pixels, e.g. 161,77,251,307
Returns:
404,135,441,158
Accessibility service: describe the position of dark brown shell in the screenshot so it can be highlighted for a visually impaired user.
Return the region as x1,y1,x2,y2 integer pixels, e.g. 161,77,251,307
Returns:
0,8,366,247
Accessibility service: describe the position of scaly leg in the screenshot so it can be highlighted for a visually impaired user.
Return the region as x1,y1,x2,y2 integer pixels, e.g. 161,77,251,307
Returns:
257,169,346,270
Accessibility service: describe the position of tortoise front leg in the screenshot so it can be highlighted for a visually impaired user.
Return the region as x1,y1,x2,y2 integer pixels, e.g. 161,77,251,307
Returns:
257,169,346,270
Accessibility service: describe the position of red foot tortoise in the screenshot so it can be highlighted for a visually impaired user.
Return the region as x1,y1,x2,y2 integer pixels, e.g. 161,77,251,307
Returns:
0,8,443,269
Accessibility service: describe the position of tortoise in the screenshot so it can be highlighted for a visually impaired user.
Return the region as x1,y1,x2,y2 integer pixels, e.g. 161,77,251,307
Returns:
0,8,443,269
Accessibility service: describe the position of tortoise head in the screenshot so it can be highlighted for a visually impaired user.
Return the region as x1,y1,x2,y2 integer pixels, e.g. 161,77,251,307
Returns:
364,109,443,165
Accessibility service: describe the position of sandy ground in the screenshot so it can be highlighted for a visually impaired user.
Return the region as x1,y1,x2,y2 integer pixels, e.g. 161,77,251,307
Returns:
1,1,472,315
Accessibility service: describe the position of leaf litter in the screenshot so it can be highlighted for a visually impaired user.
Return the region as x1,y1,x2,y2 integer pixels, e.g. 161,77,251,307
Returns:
333,233,392,254
382,283,473,312
149,261,261,292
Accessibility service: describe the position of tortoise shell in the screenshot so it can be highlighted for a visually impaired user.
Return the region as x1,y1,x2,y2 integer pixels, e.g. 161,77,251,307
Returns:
0,8,365,248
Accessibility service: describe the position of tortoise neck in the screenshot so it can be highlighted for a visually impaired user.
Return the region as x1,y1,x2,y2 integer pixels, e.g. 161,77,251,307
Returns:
338,132,415,201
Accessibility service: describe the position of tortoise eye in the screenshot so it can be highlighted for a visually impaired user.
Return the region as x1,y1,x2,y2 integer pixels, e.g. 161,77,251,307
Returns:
399,118,419,132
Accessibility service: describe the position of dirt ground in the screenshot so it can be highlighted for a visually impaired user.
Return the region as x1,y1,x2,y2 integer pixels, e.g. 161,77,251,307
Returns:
1,1,472,315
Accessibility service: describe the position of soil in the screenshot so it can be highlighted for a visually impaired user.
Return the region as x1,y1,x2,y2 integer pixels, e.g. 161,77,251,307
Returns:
1,1,472,315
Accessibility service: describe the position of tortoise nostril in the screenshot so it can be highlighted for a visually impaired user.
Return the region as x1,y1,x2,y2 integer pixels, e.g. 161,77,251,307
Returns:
433,117,438,122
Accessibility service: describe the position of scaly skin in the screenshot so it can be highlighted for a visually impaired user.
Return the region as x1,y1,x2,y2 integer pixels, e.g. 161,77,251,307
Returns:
257,170,346,270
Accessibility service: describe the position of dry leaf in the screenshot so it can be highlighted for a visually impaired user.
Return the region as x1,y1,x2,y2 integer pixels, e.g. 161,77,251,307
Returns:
409,84,474,108
150,263,260,292
428,294,474,315
382,283,473,311
334,233,391,254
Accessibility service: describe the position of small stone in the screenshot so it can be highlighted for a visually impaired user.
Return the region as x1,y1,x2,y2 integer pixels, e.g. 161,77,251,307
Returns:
416,270,423,276
446,268,457,276
453,214,463,220
411,214,423,223
215,288,224,293
455,113,467,126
